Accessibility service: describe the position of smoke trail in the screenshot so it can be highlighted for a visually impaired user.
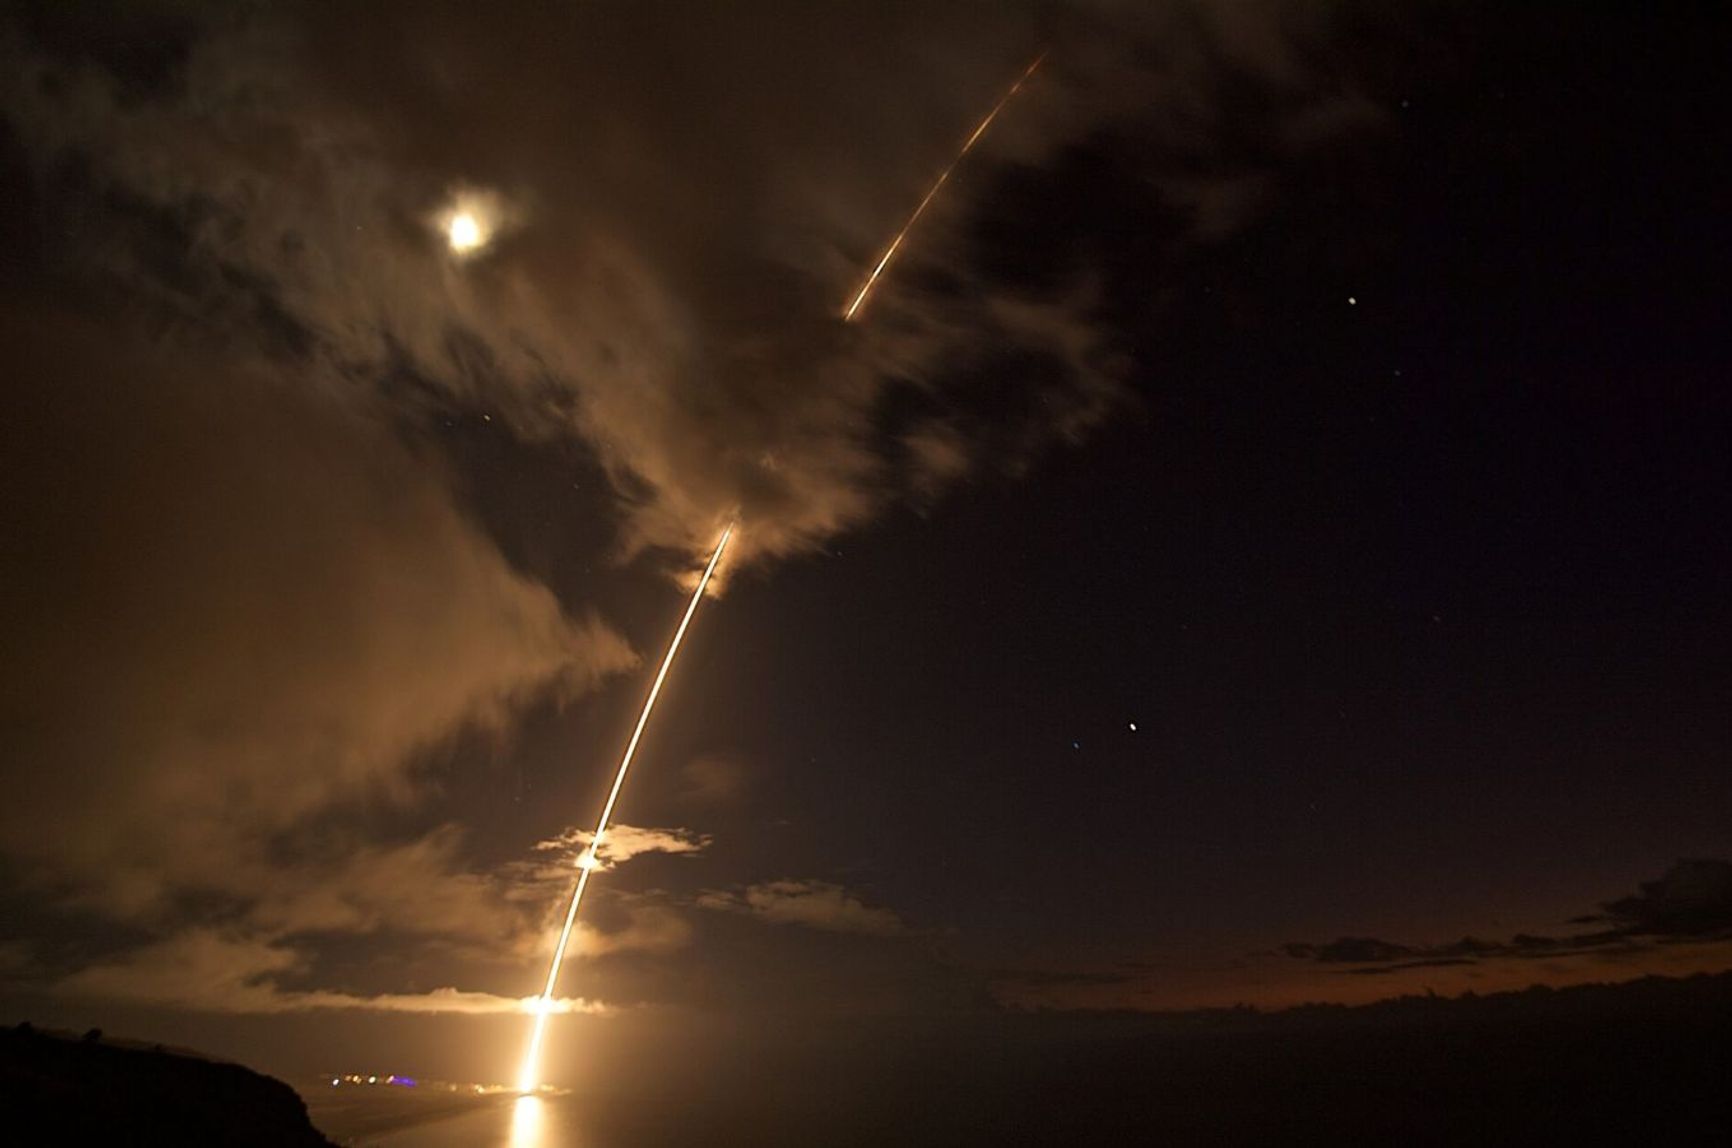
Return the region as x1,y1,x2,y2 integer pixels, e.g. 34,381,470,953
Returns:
516,523,735,1093
842,50,1048,322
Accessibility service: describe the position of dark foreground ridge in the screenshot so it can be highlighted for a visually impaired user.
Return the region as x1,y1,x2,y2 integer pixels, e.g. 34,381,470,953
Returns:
1,1022,335,1147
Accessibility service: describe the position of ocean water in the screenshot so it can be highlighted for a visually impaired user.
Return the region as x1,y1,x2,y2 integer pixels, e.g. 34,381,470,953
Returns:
372,1095,580,1147
307,1086,587,1147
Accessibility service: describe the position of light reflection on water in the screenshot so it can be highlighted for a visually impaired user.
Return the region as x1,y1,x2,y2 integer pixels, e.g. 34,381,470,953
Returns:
509,1095,544,1147
307,1084,584,1146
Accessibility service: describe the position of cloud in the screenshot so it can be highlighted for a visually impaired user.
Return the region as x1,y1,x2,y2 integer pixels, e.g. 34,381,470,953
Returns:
1281,937,1424,964
504,826,707,960
989,966,1148,991
677,756,749,805
52,929,605,1016
573,904,694,961
0,312,633,922
1282,860,1732,974
242,827,544,949
528,823,711,873
0,2,1381,571
299,988,604,1017
698,880,904,936
0,1,1390,1018
1592,859,1732,939
0,309,642,1017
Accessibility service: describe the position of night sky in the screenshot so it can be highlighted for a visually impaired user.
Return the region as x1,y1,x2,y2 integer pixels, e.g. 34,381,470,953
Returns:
2,0,1729,1130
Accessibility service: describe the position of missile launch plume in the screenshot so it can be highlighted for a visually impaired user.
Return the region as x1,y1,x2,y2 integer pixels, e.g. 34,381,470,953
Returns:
842,50,1048,322
516,522,735,1094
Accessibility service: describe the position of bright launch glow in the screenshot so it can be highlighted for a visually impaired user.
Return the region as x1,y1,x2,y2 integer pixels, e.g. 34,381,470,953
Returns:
509,1094,544,1147
843,51,1047,322
515,523,735,1094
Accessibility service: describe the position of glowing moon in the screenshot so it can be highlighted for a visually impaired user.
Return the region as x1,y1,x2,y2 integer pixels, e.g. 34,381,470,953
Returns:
433,188,509,258
447,211,484,253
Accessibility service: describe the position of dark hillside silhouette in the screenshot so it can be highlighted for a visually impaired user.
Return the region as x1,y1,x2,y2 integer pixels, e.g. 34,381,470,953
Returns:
1,1022,334,1147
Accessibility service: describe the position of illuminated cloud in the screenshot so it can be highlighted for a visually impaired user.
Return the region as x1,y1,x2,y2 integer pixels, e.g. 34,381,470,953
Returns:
0,312,635,1014
0,3,1377,570
54,930,608,1016
0,315,635,914
530,824,712,873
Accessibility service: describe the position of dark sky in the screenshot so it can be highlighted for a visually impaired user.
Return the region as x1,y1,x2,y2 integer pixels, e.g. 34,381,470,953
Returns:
2,0,1729,1101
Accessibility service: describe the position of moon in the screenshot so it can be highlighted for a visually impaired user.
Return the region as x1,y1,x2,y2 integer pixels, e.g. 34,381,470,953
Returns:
447,211,484,254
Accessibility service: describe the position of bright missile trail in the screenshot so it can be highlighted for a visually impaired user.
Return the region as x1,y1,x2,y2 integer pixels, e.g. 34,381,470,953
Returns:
516,522,735,1094
842,50,1048,322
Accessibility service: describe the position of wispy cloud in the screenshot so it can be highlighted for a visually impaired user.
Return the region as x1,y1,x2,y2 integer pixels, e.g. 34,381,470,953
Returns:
573,903,695,960
52,929,607,1016
698,880,903,936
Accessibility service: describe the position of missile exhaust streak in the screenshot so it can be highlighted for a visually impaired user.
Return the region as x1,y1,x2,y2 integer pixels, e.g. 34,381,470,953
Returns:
842,51,1048,322
516,523,735,1094
513,49,1042,1097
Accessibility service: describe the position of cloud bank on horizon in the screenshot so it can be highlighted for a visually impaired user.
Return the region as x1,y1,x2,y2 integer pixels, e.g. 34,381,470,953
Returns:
1283,860,1732,976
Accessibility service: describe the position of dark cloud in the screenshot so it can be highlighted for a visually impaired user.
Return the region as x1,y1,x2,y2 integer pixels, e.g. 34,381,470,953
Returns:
674,755,749,806
1338,957,1479,977
1284,861,1732,974
1594,859,1732,940
697,880,903,937
988,967,1146,990
1282,937,1422,964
